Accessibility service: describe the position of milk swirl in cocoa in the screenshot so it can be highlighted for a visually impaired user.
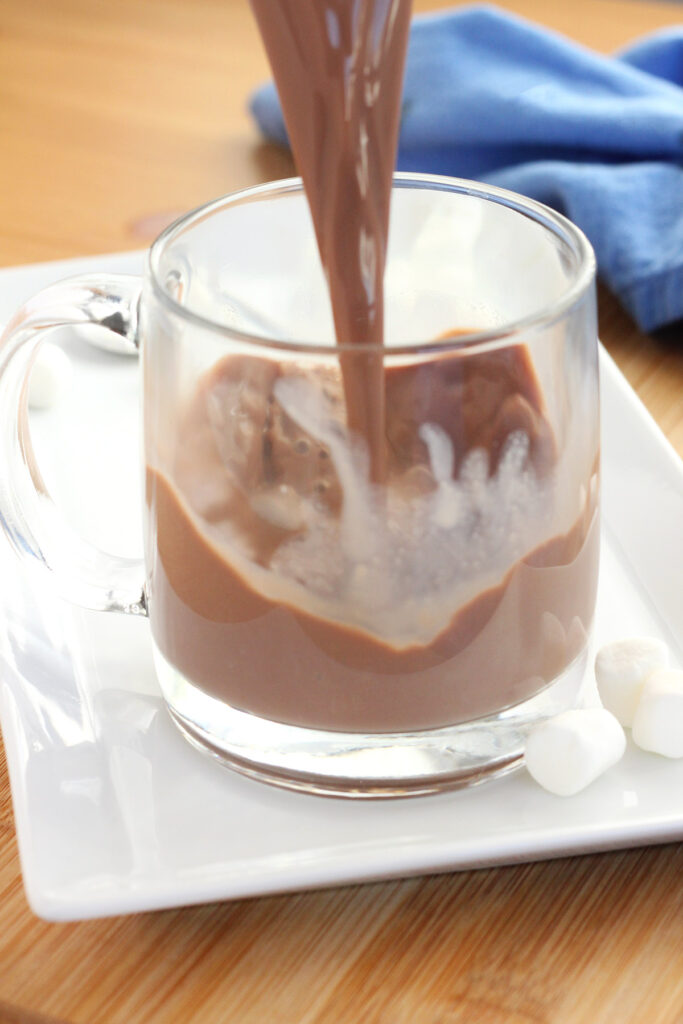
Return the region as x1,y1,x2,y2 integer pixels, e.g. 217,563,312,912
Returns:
144,0,599,732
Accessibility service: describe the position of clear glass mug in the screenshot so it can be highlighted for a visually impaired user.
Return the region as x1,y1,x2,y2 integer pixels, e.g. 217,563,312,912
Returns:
0,174,599,798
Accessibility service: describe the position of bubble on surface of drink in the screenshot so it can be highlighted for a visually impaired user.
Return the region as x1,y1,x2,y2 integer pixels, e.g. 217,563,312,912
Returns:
419,423,461,529
274,374,377,564
256,372,556,643
164,347,596,649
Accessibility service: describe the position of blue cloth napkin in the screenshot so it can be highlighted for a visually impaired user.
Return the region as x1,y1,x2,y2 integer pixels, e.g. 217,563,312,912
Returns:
250,6,683,333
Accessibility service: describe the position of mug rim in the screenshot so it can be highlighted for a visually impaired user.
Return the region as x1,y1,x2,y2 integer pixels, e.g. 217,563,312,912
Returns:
147,172,597,357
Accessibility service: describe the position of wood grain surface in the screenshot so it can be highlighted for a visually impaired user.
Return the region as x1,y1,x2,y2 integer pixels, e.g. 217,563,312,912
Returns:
0,0,682,1021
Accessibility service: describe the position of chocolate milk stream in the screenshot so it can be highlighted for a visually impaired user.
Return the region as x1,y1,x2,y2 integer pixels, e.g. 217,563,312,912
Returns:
249,0,412,479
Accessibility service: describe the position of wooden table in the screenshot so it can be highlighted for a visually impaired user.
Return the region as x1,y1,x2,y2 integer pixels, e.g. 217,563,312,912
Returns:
0,1,682,1020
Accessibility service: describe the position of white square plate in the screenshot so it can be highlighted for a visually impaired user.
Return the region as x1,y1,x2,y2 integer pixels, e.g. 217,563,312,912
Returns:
0,252,681,922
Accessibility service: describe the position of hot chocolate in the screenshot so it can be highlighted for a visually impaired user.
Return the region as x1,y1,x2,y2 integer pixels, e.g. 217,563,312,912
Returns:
143,0,599,741
145,347,599,732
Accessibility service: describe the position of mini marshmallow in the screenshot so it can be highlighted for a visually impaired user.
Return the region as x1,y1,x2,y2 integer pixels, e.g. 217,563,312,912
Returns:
631,669,683,759
525,708,626,796
29,342,72,410
595,636,668,726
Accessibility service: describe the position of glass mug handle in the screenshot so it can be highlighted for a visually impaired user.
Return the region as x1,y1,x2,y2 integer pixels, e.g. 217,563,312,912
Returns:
0,273,148,616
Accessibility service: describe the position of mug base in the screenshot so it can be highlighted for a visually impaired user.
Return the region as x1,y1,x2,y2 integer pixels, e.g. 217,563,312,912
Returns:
153,643,589,799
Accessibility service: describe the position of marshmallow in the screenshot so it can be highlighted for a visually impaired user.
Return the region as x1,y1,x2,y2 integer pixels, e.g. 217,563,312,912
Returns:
525,708,626,796
631,669,683,759
595,637,668,726
29,342,72,409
